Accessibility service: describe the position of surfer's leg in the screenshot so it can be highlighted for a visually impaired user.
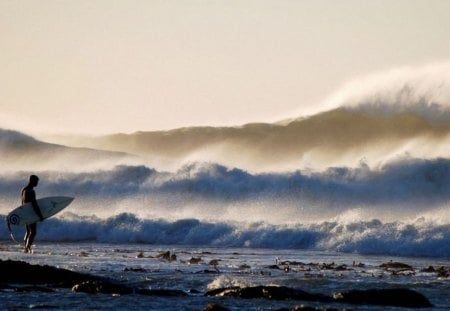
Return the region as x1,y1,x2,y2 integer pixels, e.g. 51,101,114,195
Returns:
24,225,31,252
24,223,37,253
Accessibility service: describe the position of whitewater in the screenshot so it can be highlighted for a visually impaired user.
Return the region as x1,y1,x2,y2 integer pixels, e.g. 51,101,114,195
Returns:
1,63,450,258
1,63,450,309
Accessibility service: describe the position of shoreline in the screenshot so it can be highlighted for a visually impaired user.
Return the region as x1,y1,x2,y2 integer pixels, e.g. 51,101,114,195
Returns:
2,242,449,310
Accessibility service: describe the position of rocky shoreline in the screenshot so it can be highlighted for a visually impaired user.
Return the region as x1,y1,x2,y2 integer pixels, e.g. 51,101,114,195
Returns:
0,259,434,310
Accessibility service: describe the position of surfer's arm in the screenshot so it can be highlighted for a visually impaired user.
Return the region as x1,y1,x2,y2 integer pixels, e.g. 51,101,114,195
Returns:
31,199,44,221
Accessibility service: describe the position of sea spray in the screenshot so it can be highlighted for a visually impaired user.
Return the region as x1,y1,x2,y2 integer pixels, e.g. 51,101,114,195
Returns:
2,212,449,257
1,159,449,214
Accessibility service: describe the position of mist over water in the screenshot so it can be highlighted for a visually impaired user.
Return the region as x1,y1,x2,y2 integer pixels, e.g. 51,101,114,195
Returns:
2,62,450,257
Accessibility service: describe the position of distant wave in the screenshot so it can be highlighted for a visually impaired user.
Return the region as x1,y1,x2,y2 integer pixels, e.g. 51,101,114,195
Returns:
2,213,449,258
0,128,137,171
37,62,450,171
327,61,450,123
1,159,450,213
45,108,450,172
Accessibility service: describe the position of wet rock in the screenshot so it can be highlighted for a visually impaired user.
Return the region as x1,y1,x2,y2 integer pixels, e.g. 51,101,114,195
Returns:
205,286,331,302
333,288,432,308
189,257,202,264
319,262,336,270
136,288,188,297
0,259,102,287
352,261,365,268
27,303,60,309
206,286,431,308
421,265,436,273
209,259,220,266
123,267,147,272
72,280,132,295
279,261,306,266
195,269,220,274
276,306,343,311
420,265,450,277
203,302,230,311
156,250,176,261
380,261,413,270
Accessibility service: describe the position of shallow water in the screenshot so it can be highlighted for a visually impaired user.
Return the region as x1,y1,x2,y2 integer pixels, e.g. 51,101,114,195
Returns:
1,242,449,310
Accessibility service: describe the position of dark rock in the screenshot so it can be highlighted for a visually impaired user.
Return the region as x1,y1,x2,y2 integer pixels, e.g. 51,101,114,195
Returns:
420,266,436,273
380,261,413,270
136,288,188,297
72,280,132,295
280,261,306,266
136,251,145,258
189,257,202,264
333,288,432,308
205,286,331,302
277,306,343,311
319,262,336,270
0,259,103,287
203,302,230,311
436,266,450,277
27,304,60,309
239,264,251,269
195,269,220,274
206,286,431,308
209,259,220,266
156,250,170,259
123,267,147,272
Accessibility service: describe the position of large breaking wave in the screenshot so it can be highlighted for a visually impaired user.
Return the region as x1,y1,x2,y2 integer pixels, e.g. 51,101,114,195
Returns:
1,158,450,209
1,212,449,258
2,62,450,257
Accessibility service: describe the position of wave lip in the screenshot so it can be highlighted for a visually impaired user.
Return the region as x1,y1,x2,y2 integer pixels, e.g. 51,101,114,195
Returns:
3,213,448,258
1,158,450,216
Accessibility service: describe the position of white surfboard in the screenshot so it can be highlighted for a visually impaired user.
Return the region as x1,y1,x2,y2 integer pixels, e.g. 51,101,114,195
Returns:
7,196,74,228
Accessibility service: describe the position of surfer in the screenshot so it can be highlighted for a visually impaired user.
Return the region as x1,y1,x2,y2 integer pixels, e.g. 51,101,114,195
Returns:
21,175,44,253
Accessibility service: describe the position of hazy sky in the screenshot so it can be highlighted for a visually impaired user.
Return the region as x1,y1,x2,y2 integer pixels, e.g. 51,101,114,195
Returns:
1,0,450,135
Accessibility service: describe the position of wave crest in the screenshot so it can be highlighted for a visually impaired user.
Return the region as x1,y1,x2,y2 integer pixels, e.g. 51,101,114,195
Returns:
3,212,448,257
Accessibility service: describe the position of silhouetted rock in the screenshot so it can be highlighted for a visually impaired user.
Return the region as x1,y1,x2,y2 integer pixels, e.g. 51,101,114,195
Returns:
205,286,331,302
333,288,432,308
0,259,102,287
276,306,342,311
203,302,230,311
206,286,432,308
436,266,450,277
72,280,132,295
136,288,188,297
380,261,413,270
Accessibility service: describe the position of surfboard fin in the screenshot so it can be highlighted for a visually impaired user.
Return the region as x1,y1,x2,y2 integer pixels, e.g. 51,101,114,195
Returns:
6,217,21,244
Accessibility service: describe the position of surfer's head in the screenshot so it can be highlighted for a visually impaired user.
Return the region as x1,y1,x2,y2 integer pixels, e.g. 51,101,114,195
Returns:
29,175,39,187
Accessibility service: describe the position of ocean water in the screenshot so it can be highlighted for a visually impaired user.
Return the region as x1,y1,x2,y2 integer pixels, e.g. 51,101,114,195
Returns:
1,242,449,310
1,63,450,309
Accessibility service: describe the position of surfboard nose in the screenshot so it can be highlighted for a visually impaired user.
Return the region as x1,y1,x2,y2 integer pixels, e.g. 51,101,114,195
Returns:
66,197,75,204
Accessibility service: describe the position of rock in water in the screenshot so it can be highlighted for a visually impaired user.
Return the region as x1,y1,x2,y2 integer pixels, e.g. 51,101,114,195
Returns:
72,280,132,295
0,259,101,287
205,286,331,302
333,288,432,308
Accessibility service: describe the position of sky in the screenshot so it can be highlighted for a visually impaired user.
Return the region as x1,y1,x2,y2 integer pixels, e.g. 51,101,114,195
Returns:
1,0,450,135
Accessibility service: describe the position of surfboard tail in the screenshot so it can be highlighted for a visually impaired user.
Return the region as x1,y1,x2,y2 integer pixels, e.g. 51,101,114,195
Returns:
6,216,21,244
6,217,11,232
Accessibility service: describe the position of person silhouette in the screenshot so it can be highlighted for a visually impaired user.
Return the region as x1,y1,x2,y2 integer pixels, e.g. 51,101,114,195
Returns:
21,175,44,253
